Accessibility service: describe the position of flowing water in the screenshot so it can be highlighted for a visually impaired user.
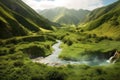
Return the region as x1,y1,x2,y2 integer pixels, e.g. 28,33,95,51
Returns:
32,40,109,66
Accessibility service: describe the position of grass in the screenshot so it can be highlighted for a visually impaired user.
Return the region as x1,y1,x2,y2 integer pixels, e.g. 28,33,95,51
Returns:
86,23,120,40
82,7,120,40
49,26,120,61
1,0,120,80
64,63,120,80
59,40,120,61
0,50,68,80
15,41,54,57
0,33,56,57
0,25,120,80
1,50,120,80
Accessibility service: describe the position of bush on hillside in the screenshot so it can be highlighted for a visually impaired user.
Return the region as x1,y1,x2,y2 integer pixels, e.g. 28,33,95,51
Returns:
46,69,67,80
22,45,45,58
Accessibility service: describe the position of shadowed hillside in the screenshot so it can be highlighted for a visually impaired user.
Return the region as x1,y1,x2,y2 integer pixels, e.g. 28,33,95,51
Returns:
0,0,59,39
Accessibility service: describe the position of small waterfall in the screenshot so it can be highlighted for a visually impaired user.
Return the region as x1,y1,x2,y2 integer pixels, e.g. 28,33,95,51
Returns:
107,56,116,63
107,51,120,63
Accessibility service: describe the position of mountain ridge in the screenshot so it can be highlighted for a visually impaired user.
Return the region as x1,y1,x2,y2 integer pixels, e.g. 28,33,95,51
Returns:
82,0,120,40
39,7,90,25
0,0,58,39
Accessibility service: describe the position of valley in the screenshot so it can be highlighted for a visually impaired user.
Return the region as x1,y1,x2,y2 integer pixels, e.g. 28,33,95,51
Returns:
0,0,120,80
32,40,109,66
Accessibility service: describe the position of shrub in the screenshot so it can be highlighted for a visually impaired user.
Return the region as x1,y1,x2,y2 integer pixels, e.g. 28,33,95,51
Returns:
22,45,45,58
13,60,24,67
46,69,67,80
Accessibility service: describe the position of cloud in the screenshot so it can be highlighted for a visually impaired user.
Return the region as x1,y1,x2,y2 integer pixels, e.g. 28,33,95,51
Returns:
22,0,104,11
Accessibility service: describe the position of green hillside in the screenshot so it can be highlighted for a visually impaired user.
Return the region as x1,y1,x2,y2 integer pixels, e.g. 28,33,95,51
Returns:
82,0,120,40
0,0,120,80
0,0,58,39
39,7,90,25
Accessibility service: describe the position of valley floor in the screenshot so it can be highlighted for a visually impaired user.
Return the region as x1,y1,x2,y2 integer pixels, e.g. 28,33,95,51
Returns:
0,26,120,80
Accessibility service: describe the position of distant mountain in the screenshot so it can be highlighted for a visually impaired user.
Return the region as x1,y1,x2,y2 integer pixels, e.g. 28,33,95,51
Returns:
39,7,90,25
83,0,120,40
0,0,57,39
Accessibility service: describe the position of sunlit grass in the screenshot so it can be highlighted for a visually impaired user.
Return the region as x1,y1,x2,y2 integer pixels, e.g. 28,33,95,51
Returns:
59,40,120,60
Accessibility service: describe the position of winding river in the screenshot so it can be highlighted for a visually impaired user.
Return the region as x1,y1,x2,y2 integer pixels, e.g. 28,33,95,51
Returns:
32,40,109,66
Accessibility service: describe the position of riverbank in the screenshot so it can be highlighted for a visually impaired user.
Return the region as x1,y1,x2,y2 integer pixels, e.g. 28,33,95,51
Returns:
32,40,111,66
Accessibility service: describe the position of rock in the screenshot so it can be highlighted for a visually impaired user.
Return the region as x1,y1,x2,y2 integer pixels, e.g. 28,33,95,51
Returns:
108,51,120,63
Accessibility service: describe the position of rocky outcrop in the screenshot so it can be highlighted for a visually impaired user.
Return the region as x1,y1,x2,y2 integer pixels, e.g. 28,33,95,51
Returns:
107,51,120,63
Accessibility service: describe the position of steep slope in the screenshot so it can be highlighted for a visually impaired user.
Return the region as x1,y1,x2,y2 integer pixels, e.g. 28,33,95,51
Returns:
83,0,120,40
0,0,57,39
85,0,120,22
39,7,90,25
0,2,28,39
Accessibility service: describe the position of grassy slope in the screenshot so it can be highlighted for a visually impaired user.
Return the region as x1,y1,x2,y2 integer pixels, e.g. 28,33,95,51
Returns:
60,40,120,61
82,1,120,40
0,0,55,29
0,0,120,80
0,3,28,39
1,23,120,80
1,51,120,80
52,26,120,61
0,0,59,39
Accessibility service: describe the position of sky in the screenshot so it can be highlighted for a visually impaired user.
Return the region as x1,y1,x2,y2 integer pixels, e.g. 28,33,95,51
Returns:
22,0,118,11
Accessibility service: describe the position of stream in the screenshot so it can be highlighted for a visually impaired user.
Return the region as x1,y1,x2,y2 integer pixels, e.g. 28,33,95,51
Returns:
32,40,109,66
